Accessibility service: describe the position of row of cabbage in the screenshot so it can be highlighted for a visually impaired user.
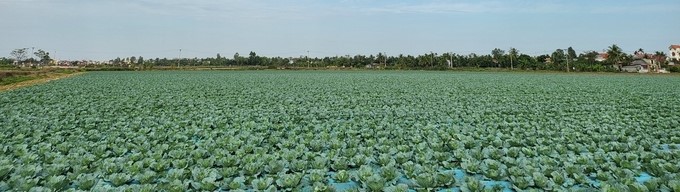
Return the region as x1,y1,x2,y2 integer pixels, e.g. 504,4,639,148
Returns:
0,71,679,191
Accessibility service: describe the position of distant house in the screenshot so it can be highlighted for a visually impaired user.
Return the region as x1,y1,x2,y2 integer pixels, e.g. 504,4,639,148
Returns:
595,53,608,62
544,57,552,63
670,45,680,63
365,63,381,69
622,59,656,73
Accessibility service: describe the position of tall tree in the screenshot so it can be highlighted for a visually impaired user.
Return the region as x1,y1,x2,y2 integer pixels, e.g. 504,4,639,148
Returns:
234,52,240,65
491,48,505,68
248,51,258,65
551,49,565,66
606,44,625,70
567,47,577,61
33,49,51,65
10,48,28,66
508,48,518,70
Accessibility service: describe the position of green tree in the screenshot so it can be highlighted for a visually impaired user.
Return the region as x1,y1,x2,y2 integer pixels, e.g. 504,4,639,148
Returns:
215,53,224,66
516,54,536,70
248,51,259,65
606,44,626,70
234,52,241,65
567,47,577,62
33,49,51,65
10,48,28,66
0,57,13,66
491,48,505,68
137,56,144,69
579,51,599,63
376,52,387,68
551,49,566,69
536,54,550,63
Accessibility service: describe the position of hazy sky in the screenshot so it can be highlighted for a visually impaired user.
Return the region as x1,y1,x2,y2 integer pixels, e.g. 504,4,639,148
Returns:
1,0,678,60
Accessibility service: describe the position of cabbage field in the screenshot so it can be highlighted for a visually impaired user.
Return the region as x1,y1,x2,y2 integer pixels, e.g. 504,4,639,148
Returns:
1,71,679,191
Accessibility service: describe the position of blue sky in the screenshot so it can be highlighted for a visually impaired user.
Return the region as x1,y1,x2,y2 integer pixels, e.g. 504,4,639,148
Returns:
1,0,678,60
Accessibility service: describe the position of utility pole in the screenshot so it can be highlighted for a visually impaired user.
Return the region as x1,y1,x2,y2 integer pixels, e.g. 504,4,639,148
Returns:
449,52,453,68
566,48,570,72
177,49,182,68
307,50,310,68
31,47,35,66
430,51,434,68
510,49,514,70
383,52,387,68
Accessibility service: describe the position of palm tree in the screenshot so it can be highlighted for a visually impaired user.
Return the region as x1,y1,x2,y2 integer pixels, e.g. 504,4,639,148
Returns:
606,44,625,70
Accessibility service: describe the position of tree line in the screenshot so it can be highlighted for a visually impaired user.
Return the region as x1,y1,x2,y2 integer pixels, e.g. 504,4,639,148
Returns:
1,48,52,67
3,45,673,72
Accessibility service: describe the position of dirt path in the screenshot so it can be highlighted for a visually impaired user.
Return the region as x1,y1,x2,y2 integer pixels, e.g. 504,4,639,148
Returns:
0,72,84,92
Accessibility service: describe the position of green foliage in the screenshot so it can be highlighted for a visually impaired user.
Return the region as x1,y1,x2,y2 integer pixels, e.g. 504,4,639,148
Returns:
669,65,680,73
334,170,351,183
0,71,678,191
363,174,386,192
108,173,131,187
276,173,302,191
45,175,69,190
251,177,274,191
76,174,98,190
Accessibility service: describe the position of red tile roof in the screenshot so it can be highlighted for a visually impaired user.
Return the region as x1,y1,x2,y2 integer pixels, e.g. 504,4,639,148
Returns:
598,53,608,59
671,45,680,49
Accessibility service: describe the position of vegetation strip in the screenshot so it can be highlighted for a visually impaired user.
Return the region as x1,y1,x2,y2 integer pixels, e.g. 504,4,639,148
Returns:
0,72,83,92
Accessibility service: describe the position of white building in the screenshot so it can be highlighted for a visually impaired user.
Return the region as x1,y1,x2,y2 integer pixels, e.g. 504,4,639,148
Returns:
670,45,680,62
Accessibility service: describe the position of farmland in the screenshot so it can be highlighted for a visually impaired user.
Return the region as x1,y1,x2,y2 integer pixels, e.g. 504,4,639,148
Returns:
1,71,679,191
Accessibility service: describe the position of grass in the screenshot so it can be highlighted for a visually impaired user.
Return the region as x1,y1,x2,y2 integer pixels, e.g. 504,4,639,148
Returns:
0,75,40,85
0,69,82,91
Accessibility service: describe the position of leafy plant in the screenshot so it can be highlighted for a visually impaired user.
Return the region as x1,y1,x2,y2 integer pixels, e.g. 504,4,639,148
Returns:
227,176,246,190
109,173,132,187
276,173,302,191
385,184,409,192
137,170,157,184
414,172,437,189
380,165,400,184
312,182,334,192
331,157,349,171
45,175,69,190
461,177,483,192
334,170,351,183
76,173,98,190
309,169,327,183
363,174,386,192
251,177,274,191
